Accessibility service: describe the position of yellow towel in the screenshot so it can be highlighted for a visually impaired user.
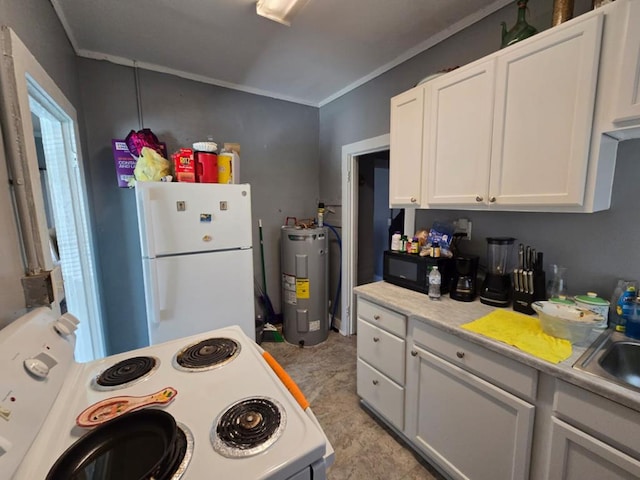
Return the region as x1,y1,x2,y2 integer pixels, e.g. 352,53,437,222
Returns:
461,310,572,364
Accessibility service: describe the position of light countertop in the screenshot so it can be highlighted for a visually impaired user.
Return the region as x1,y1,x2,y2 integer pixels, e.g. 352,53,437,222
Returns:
354,281,640,412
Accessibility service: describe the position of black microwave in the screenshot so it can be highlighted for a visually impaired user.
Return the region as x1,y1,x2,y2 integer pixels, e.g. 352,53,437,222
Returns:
383,251,454,294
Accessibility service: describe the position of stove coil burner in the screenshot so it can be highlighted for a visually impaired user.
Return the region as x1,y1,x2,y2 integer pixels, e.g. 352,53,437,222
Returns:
173,338,240,372
169,423,194,480
92,356,160,391
211,397,287,458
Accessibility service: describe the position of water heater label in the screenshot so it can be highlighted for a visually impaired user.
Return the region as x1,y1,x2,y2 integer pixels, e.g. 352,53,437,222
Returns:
309,320,320,332
282,274,297,305
296,279,310,299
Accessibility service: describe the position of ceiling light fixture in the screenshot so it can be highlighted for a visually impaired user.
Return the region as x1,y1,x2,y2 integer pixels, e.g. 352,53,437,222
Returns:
256,0,310,26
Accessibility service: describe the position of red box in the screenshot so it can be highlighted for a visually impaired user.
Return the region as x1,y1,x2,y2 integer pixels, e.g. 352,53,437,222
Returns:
172,148,196,182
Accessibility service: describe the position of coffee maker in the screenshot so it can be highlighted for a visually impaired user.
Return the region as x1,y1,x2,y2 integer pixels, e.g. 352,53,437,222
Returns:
450,255,479,302
480,237,516,307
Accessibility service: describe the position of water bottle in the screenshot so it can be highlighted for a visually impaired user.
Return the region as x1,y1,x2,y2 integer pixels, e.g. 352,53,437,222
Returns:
428,266,441,300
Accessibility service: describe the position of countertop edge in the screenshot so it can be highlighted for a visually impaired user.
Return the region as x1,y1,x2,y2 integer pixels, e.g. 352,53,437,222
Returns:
354,282,640,412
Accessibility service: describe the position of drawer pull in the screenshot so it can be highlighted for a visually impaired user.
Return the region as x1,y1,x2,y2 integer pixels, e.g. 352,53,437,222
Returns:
475,195,483,202
372,379,379,385
373,314,381,320
489,196,496,203
456,351,465,359
411,350,418,357
373,337,380,342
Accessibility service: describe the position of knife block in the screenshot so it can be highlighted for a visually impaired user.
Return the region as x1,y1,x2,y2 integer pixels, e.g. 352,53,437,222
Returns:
513,271,546,315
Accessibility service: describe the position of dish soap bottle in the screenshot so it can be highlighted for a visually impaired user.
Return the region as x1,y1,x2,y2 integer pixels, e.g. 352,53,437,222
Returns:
501,0,538,48
429,266,441,301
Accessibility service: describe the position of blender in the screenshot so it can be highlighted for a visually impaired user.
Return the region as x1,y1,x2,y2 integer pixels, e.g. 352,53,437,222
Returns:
480,237,516,307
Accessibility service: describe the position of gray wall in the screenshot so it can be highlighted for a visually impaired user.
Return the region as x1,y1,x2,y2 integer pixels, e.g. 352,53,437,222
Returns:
0,0,84,324
78,60,319,354
318,0,640,305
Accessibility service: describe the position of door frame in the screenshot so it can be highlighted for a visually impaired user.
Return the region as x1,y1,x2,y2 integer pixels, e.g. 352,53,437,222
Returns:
0,27,106,359
341,134,390,336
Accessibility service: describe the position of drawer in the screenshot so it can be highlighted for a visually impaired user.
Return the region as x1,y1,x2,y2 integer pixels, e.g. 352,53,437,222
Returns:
357,358,404,431
554,380,640,459
357,297,406,338
357,318,405,385
411,320,537,401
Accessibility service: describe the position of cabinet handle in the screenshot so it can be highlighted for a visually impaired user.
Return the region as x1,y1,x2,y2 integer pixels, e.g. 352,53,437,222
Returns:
456,351,465,359
373,337,380,342
475,195,483,202
411,350,418,357
410,197,417,203
372,379,379,385
373,314,380,320
489,196,496,203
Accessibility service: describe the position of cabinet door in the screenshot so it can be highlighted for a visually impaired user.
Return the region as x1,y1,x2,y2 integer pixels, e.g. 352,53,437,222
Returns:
490,14,603,207
406,344,534,480
612,0,640,123
546,417,640,479
425,60,495,206
389,86,425,207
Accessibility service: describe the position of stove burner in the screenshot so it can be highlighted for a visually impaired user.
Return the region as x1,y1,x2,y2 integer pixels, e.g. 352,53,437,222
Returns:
92,356,159,391
211,397,286,458
173,338,240,372
169,423,194,480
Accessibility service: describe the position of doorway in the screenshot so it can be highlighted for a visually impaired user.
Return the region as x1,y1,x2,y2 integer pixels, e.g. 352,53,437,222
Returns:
0,28,105,361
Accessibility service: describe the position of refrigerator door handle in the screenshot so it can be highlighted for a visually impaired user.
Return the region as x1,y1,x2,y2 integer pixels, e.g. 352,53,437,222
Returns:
146,261,162,325
138,186,157,258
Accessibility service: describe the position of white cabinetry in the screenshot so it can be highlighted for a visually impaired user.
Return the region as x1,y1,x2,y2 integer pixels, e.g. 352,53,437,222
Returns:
425,60,496,206
612,0,640,124
424,13,603,209
406,320,536,480
489,14,602,207
389,87,425,207
545,380,640,479
356,297,407,430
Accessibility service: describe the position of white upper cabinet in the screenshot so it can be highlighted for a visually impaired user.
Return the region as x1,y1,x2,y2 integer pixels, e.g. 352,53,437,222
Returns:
425,60,496,206
489,14,603,207
612,0,640,124
389,86,425,207
388,1,640,213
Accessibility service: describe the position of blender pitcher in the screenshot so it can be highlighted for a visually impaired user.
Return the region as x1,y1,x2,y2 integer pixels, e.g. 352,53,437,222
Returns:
480,237,516,307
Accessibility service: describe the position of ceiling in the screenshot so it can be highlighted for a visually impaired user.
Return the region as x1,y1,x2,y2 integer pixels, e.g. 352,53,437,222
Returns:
51,0,512,107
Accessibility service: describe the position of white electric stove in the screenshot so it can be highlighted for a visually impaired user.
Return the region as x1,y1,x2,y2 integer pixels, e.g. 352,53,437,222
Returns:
1,308,334,479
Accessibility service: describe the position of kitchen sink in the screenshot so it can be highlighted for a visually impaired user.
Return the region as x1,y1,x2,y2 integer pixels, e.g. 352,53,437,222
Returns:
573,329,640,393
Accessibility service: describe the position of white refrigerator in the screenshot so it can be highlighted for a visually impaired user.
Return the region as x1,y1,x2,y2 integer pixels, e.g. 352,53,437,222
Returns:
135,182,255,344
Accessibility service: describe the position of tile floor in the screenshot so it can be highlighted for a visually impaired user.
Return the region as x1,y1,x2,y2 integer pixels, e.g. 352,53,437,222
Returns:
262,330,445,480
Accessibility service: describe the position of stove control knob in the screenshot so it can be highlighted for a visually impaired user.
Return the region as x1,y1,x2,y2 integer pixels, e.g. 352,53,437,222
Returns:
53,313,80,337
24,352,58,379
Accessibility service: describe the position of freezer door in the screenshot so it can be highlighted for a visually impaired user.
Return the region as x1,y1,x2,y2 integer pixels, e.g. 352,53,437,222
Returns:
136,182,252,257
141,249,256,344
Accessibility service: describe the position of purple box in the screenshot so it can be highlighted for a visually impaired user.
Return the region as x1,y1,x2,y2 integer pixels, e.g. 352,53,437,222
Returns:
112,139,137,188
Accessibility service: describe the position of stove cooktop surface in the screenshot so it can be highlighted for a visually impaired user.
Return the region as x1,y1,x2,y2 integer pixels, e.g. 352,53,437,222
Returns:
3,311,331,480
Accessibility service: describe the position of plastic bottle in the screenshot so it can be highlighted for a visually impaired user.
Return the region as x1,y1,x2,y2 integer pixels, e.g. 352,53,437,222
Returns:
400,235,409,252
616,285,637,332
391,232,401,251
317,202,325,227
428,266,441,300
626,299,640,340
410,237,419,254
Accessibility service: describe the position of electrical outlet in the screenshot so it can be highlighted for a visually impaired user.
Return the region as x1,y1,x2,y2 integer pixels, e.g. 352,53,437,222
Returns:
453,218,472,241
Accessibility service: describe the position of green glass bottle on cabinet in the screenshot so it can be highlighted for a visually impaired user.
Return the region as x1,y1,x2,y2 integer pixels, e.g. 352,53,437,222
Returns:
501,0,538,48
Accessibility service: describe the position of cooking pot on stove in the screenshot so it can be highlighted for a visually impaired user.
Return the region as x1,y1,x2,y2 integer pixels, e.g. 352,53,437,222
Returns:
46,409,183,480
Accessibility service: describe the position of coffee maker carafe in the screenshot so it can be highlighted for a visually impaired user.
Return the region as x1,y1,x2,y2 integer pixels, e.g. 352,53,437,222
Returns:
480,237,516,307
450,255,479,302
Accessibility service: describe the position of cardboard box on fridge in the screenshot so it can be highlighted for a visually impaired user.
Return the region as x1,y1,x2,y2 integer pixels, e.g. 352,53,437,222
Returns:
112,140,168,188
172,148,196,183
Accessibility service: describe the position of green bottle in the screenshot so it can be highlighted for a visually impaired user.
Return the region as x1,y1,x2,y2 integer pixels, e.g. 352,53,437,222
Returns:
501,0,538,48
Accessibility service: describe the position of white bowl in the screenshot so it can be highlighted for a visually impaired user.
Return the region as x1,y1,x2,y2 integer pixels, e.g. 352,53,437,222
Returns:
192,141,218,152
532,301,604,345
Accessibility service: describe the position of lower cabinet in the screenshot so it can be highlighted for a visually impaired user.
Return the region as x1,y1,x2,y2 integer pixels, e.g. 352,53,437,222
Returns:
356,297,407,431
546,417,640,479
545,379,640,479
406,319,536,480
